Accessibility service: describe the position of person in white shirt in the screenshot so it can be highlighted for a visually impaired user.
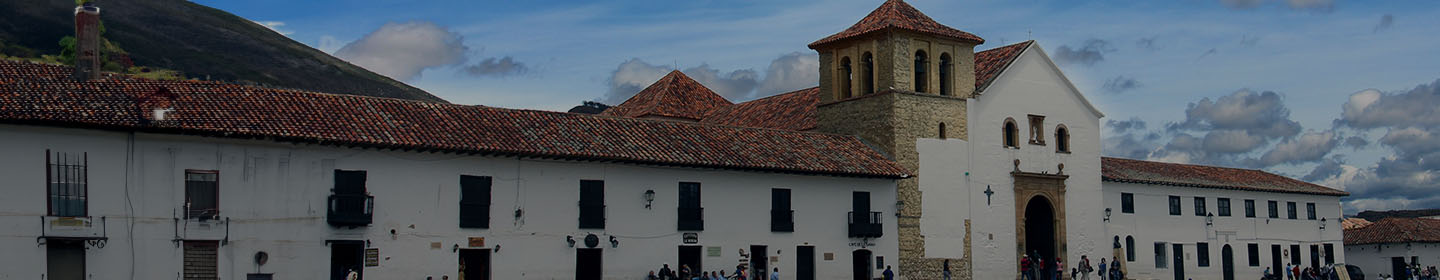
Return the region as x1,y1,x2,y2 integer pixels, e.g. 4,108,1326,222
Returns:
770,268,780,280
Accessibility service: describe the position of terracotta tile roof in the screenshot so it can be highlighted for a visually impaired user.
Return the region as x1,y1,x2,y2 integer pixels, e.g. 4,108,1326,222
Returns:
0,60,909,178
600,70,733,120
808,0,984,49
974,40,1033,92
1100,157,1348,196
1343,218,1374,230
700,87,820,131
1345,218,1440,245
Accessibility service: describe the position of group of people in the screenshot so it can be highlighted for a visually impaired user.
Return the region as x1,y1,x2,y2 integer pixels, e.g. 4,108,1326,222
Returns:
1263,263,1342,280
1379,263,1440,280
647,264,778,280
1019,252,1123,280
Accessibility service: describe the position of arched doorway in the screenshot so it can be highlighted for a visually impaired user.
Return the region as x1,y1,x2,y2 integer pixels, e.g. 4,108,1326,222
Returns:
852,249,873,280
1222,245,1235,280
1024,196,1057,280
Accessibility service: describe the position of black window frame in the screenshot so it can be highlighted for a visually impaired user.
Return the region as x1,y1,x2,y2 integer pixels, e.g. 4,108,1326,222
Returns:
1247,243,1260,267
1155,242,1168,269
1126,236,1135,262
46,150,88,217
1245,199,1257,218
913,50,928,93
1169,196,1182,216
1306,203,1317,220
1121,193,1135,214
678,182,704,231
1287,202,1298,220
1197,242,1211,267
771,188,793,232
459,175,492,229
938,53,952,96
578,180,606,229
1268,200,1279,219
1217,198,1231,217
1194,197,1207,216
184,170,220,220
1323,243,1335,265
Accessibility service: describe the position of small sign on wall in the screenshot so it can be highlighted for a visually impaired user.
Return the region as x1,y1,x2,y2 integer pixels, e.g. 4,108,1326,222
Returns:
707,246,722,257
683,233,699,244
468,237,485,248
364,248,380,267
824,253,835,261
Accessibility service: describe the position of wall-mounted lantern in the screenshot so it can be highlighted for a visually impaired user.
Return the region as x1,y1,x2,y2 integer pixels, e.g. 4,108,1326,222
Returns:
566,236,576,248
1205,213,1214,227
1103,208,1112,223
644,190,656,209
609,236,619,248
1319,217,1327,230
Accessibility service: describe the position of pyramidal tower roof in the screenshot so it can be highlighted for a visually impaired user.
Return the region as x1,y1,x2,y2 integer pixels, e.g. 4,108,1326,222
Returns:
809,0,985,49
600,70,734,120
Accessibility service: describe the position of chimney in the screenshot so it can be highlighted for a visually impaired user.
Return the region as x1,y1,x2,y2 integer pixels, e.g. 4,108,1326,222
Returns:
72,3,102,82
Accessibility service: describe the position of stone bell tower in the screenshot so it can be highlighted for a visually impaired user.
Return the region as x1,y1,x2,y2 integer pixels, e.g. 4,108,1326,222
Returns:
809,0,983,279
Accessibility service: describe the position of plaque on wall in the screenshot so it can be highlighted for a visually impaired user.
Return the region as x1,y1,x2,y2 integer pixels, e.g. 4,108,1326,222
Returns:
468,237,485,248
364,248,380,267
707,246,722,257
682,233,699,244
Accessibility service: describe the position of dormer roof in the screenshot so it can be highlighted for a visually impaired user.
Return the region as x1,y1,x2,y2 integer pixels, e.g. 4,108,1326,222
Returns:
809,0,985,49
600,70,733,120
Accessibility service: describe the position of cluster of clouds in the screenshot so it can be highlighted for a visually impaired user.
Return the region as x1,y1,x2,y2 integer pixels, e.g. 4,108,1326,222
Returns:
596,52,819,105
1219,0,1334,11
1103,78,1440,213
331,21,529,81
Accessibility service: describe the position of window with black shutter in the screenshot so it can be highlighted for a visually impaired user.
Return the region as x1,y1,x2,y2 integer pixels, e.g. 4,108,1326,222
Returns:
579,180,605,229
771,188,793,232
1194,197,1207,216
460,175,492,229
1126,236,1135,262
327,170,373,227
1287,202,1297,219
1306,203,1317,220
1121,193,1134,214
185,170,219,220
678,182,703,231
46,150,88,217
1169,196,1181,216
1248,243,1260,267
1268,201,1279,218
1218,198,1231,217
1323,244,1335,265
1198,242,1210,267
1245,199,1256,218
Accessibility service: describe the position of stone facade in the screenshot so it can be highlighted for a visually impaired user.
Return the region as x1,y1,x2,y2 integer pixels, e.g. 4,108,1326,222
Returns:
815,28,979,280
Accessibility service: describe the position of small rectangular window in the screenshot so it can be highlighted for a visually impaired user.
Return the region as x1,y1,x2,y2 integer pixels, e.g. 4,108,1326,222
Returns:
1290,244,1301,265
1248,243,1260,267
1217,198,1231,217
1324,243,1335,265
1268,201,1279,218
771,188,793,232
678,182,704,231
185,170,219,220
47,150,88,217
459,175,492,229
1155,242,1168,269
579,180,605,229
1287,202,1298,220
1194,197,1207,216
1245,199,1257,218
1306,203,1317,220
1197,242,1211,267
1121,193,1134,214
1169,196,1181,216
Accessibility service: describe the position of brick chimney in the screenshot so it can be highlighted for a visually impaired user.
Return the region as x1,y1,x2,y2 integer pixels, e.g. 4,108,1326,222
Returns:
72,3,102,82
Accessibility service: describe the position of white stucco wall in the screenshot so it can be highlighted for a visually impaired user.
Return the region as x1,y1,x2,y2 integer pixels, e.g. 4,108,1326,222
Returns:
1103,181,1345,280
0,124,899,280
1345,243,1440,278
919,43,1106,279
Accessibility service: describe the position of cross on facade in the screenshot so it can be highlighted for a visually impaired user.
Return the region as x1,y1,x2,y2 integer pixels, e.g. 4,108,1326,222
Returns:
984,185,995,205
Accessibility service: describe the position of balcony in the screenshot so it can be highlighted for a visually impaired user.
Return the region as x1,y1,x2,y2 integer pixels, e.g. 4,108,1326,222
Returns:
327,193,374,227
677,207,704,231
848,211,883,238
771,210,794,232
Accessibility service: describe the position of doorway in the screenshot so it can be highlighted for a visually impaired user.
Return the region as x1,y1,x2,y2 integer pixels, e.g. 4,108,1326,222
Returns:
459,249,491,280
1024,195,1057,280
1222,244,1235,280
47,240,86,280
679,245,703,276
1309,244,1320,270
576,248,602,280
330,241,365,280
852,249,873,280
1271,244,1282,276
1392,257,1407,279
797,246,815,280
751,245,769,279
1172,244,1185,280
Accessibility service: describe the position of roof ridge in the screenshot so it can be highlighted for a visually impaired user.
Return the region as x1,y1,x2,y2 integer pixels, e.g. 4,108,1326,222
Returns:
1101,156,1272,173
738,86,819,104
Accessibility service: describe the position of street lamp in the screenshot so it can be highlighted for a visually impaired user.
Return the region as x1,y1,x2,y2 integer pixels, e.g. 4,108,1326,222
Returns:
1104,208,1112,223
643,190,655,209
1205,213,1214,227
1320,217,1327,230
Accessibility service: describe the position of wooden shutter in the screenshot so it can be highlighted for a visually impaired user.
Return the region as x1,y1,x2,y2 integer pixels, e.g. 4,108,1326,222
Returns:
334,170,367,194
183,241,219,280
460,175,492,228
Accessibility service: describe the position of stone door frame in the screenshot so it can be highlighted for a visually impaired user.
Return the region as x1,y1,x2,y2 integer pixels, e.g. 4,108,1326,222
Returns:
1013,171,1068,279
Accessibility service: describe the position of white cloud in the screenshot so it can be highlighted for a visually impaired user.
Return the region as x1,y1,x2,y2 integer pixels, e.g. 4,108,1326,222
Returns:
756,52,819,97
334,21,469,81
252,20,294,36
318,35,344,54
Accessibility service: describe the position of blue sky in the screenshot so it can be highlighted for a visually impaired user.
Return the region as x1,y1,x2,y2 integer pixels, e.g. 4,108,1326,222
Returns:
199,0,1440,214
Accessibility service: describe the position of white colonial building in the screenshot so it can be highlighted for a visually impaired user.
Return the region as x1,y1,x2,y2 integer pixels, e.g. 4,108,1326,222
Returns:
1345,217,1440,278
0,1,1351,280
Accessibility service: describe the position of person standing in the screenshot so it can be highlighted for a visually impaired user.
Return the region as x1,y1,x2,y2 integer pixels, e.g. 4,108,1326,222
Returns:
661,264,674,280
883,265,895,280
1055,258,1064,280
943,259,952,280
1021,255,1032,280
1098,258,1107,280
1080,255,1092,280
770,268,779,280
1286,263,1294,280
